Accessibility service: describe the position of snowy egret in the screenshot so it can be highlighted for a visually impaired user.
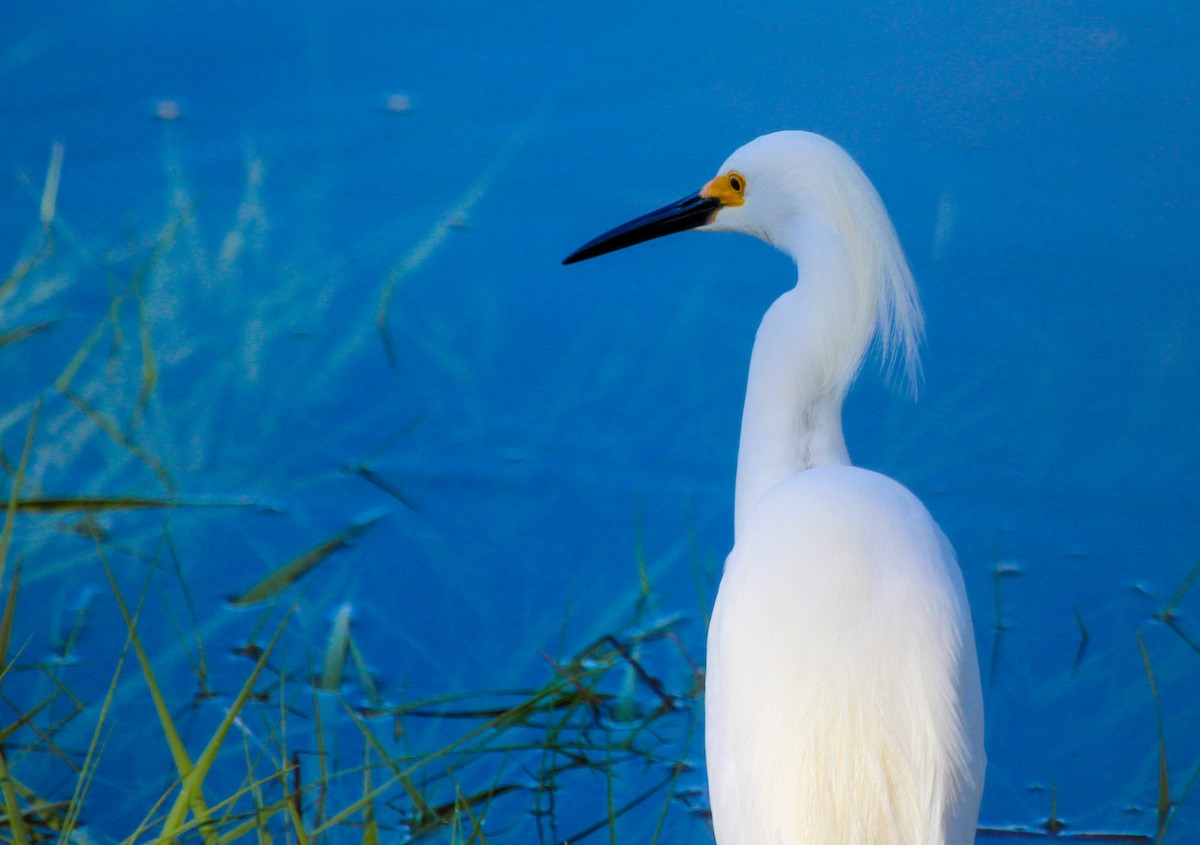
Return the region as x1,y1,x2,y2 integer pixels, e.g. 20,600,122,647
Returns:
564,131,985,844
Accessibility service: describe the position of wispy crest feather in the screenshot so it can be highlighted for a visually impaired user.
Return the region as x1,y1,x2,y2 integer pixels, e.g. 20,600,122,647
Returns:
718,131,925,397
834,141,925,397
790,133,924,396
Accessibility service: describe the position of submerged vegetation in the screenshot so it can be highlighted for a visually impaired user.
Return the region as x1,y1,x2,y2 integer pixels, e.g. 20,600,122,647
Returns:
1,138,1197,844
0,141,710,844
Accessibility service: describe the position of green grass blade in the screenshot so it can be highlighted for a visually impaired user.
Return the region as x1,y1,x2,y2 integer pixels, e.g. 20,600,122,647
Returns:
319,603,352,692
0,320,57,349
0,692,54,744
0,747,31,845
159,614,291,841
1,243,52,306
59,568,149,843
448,774,491,845
132,271,159,415
154,762,297,843
606,726,617,845
347,634,381,708
54,310,120,395
97,538,217,842
56,212,182,394
62,390,174,490
237,729,269,845
214,797,292,845
361,746,379,845
39,141,65,227
634,498,651,613
143,766,298,845
0,562,20,686
342,702,434,822
1156,756,1200,844
312,671,606,838
229,515,384,607
285,793,313,845
649,722,696,844
1136,630,1171,836
374,110,534,368
0,400,40,588
311,681,330,828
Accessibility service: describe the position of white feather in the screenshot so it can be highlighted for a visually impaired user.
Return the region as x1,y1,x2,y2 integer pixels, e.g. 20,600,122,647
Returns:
699,131,985,844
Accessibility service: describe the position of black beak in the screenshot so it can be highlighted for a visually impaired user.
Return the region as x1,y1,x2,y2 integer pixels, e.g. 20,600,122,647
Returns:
562,192,721,265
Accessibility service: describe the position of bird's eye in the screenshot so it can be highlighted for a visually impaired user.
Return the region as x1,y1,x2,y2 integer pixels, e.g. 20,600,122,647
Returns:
728,173,745,193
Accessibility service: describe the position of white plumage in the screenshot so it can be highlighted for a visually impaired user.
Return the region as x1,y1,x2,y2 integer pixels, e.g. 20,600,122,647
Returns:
565,130,985,844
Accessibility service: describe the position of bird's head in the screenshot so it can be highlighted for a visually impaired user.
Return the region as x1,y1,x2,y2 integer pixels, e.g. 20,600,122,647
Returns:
562,131,839,264
562,131,924,394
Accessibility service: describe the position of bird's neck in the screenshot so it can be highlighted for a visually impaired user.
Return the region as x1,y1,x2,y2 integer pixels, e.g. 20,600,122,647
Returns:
733,221,873,540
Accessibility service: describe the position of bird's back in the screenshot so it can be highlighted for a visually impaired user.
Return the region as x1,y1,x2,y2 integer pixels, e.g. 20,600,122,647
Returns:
705,465,984,845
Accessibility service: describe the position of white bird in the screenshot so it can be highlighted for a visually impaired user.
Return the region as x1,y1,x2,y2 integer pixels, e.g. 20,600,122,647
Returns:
564,131,985,844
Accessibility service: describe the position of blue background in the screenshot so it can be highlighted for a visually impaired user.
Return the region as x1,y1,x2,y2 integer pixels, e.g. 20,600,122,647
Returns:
2,1,1198,841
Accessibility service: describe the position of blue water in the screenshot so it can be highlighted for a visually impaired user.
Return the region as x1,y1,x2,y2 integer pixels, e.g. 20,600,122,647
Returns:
3,1,1199,842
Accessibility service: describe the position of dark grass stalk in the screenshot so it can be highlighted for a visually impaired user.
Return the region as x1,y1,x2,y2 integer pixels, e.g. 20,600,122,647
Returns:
10,497,265,513
1163,619,1200,658
1160,559,1200,623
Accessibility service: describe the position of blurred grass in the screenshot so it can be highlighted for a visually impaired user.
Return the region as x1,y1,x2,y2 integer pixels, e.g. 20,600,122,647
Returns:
0,142,709,845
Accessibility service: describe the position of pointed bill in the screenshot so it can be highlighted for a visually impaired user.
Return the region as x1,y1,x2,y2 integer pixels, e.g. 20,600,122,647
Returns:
562,192,720,264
